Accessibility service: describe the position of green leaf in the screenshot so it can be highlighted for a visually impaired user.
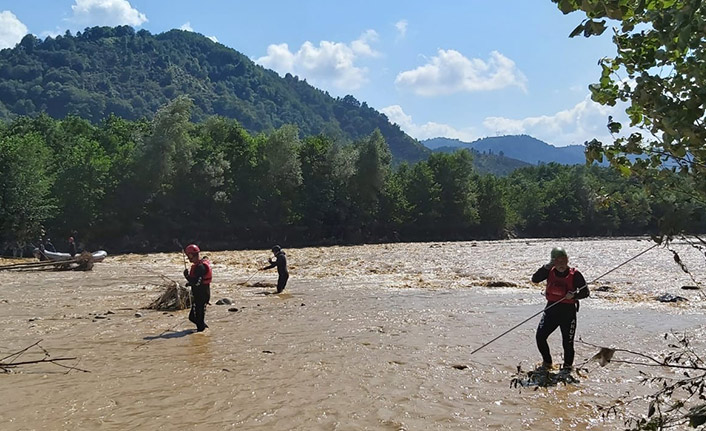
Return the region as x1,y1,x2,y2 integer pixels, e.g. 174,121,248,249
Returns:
607,117,622,134
569,23,586,38
617,164,632,177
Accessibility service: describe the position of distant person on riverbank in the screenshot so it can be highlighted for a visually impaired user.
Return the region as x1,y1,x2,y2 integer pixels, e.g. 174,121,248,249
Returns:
260,245,289,293
68,237,77,257
183,244,211,332
44,238,56,252
532,247,589,373
36,238,48,261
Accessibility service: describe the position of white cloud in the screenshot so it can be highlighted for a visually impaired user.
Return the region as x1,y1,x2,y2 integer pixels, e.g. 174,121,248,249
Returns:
482,95,627,146
179,22,218,43
256,30,380,91
69,0,147,26
0,11,28,49
395,20,408,39
351,29,379,56
381,104,477,141
395,49,527,96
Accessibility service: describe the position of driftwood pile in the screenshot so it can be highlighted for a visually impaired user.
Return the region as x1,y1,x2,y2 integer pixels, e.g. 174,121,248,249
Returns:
148,280,192,311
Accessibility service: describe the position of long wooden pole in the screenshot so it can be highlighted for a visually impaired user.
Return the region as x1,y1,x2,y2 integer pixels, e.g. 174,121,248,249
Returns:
0,259,78,271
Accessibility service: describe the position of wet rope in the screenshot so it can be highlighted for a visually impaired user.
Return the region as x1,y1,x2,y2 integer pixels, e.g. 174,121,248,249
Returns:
470,241,661,356
238,271,259,286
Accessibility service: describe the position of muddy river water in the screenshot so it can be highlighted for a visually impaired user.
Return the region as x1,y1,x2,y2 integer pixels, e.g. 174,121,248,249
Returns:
1,238,705,430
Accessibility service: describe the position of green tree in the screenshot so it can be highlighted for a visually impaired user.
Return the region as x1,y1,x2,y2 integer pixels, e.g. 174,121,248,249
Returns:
405,162,442,234
553,0,706,220
0,133,54,248
49,135,111,235
476,174,508,238
140,95,195,196
206,116,259,230
93,115,147,244
350,129,392,233
256,124,303,225
427,150,479,232
297,135,344,236
379,164,412,235
550,4,706,425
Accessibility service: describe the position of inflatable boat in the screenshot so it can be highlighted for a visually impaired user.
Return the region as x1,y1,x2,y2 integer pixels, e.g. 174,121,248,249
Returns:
35,249,108,262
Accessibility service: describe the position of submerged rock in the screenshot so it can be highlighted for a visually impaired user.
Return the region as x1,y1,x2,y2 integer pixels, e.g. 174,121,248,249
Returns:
480,280,518,288
655,293,688,303
511,365,580,388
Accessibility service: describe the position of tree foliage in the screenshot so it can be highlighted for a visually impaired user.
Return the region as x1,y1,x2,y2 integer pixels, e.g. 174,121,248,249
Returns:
0,98,704,253
553,0,706,224
0,132,54,247
553,1,706,428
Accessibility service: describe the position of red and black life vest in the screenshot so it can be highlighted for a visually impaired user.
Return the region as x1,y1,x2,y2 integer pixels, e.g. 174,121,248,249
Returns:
545,267,576,304
189,259,212,285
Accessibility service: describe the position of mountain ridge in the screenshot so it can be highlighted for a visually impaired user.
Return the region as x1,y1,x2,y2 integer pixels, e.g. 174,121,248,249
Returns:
0,26,429,162
423,135,587,165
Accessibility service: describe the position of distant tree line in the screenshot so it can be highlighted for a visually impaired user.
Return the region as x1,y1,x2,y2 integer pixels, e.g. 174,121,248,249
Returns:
1,96,704,254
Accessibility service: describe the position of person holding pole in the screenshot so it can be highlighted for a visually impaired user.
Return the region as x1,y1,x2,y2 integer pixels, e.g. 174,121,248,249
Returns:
260,245,289,294
532,247,589,373
183,244,211,332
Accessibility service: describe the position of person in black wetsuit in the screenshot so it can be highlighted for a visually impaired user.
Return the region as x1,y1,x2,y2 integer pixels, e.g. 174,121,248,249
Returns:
260,245,289,293
532,247,589,373
183,243,212,332
68,236,77,257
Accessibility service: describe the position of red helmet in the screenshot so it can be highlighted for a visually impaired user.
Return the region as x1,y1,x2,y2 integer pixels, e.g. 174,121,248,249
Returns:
184,244,200,255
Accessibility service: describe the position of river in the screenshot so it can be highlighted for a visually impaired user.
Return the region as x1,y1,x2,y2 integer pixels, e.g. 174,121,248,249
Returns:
1,237,704,430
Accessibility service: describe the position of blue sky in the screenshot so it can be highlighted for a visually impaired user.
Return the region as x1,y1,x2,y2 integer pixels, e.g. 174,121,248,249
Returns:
0,0,625,147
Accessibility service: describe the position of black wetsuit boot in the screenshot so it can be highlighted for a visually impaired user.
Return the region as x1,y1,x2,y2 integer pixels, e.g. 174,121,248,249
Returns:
189,284,210,331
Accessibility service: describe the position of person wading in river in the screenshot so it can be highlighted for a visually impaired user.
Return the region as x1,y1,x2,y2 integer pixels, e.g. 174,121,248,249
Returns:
260,245,289,294
183,244,212,332
532,247,589,373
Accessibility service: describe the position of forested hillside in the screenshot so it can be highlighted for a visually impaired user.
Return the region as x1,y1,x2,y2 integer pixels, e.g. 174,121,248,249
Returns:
0,26,428,162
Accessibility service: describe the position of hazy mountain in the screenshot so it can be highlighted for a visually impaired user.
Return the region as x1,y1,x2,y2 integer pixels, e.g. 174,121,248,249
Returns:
0,26,429,162
423,135,587,165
